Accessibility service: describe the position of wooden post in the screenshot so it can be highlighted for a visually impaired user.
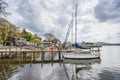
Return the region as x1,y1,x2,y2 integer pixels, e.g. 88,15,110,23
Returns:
21,52,23,60
41,48,45,61
9,48,12,59
22,52,24,60
2,53,3,59
30,48,33,61
15,52,17,58
4,48,7,59
5,52,6,59
25,52,26,59
16,52,18,59
58,50,61,61
33,52,35,61
58,46,61,61
42,51,45,61
20,47,22,61
51,49,53,60
0,53,1,59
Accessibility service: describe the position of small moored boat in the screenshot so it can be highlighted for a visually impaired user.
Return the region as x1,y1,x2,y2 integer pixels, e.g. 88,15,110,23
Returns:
62,50,100,60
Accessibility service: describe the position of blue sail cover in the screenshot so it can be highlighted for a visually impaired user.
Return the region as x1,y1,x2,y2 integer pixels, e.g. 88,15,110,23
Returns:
74,42,90,49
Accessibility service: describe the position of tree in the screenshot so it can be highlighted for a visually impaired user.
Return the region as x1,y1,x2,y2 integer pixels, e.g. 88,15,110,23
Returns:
0,18,20,46
0,19,12,45
33,38,41,43
26,32,33,42
51,38,57,44
34,34,38,38
33,34,42,43
21,28,27,38
0,0,11,18
8,24,19,37
0,0,9,17
44,33,54,43
0,35,2,44
14,29,21,38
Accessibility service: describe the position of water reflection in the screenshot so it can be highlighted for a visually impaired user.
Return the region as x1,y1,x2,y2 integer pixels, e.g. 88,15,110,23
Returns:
0,64,19,80
8,62,66,80
63,59,101,80
1,46,120,80
1,59,100,80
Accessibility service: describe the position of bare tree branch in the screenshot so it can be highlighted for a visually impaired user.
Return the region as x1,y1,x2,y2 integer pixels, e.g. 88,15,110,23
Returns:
0,0,10,17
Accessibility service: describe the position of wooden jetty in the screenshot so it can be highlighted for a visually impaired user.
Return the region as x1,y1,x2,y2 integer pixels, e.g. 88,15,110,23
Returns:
0,46,101,62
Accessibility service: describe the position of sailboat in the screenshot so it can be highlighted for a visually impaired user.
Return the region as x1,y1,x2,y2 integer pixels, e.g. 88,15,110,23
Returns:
62,5,101,60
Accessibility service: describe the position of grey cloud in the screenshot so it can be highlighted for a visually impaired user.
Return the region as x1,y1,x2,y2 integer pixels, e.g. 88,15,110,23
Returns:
14,0,79,35
14,0,46,33
79,19,96,24
55,15,69,27
6,0,81,37
106,35,113,40
6,0,120,43
94,0,120,22
115,33,120,38
81,26,92,34
105,32,120,42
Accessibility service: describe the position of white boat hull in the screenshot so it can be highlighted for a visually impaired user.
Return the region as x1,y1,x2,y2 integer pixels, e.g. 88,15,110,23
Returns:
62,52,100,60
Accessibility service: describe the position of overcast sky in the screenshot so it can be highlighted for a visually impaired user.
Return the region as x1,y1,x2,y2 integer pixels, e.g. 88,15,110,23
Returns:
4,0,120,43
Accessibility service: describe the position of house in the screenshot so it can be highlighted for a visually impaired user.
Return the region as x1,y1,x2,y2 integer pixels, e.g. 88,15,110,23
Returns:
15,38,27,46
5,37,16,46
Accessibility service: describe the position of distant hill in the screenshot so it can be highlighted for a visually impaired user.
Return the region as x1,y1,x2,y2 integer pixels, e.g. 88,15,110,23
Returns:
95,42,120,46
80,41,120,46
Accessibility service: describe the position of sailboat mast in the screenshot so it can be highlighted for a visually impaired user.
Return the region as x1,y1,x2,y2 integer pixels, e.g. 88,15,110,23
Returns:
71,13,74,43
75,5,77,42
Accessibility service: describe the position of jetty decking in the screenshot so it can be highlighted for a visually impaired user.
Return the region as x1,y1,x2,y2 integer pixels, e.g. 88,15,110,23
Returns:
0,46,101,63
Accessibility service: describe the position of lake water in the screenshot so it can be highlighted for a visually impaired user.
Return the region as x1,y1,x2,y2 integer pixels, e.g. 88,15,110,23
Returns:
0,46,120,80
